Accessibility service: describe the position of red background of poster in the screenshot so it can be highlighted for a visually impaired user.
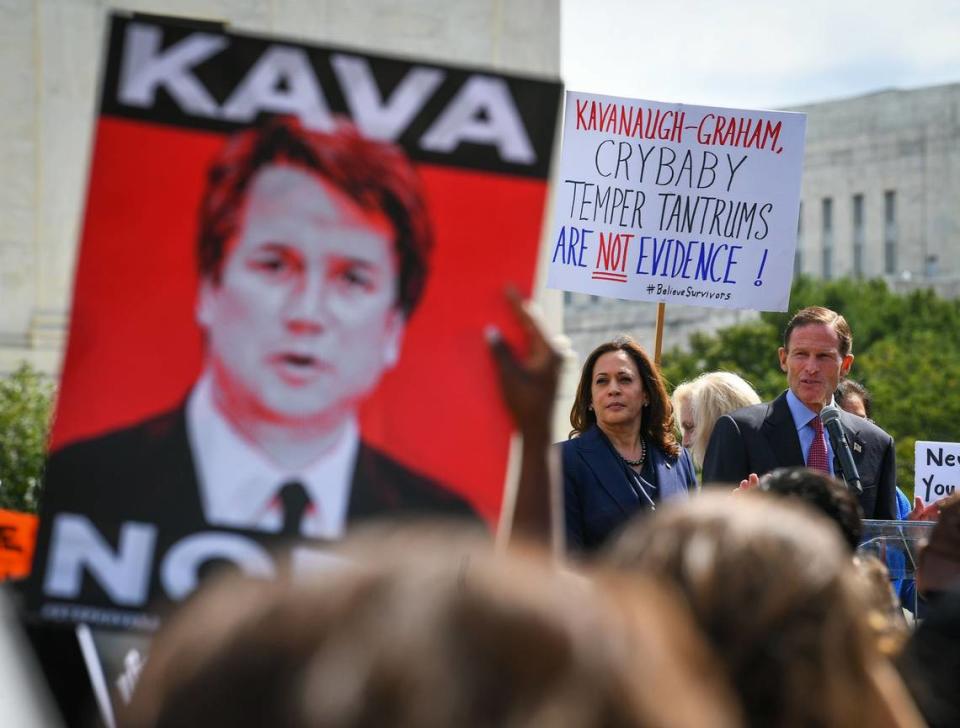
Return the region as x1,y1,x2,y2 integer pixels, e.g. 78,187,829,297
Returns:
50,117,547,524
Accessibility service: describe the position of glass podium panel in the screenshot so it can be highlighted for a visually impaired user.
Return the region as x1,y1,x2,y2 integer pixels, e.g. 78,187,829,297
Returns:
857,519,936,616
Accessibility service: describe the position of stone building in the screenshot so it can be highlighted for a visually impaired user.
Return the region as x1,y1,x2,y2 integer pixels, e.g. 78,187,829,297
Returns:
794,83,960,296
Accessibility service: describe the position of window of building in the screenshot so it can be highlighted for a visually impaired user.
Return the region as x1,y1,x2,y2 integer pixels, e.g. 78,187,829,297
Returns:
821,197,833,279
884,190,897,274
852,194,864,278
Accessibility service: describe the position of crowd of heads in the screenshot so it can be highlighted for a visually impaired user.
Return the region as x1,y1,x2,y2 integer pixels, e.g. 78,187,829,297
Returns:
607,493,915,728
121,489,950,728
125,527,745,728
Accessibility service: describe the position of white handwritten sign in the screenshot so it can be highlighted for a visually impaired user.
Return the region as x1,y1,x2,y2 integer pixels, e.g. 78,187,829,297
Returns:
547,91,806,311
915,441,960,506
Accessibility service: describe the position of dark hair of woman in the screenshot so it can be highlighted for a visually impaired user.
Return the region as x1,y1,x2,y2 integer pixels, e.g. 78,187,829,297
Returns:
569,336,679,458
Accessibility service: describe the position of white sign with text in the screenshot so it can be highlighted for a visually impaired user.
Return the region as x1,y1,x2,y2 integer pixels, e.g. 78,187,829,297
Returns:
915,440,960,506
547,91,806,311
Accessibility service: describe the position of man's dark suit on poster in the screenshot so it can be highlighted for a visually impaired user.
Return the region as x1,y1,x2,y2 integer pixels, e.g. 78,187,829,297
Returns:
32,406,477,606
702,391,897,519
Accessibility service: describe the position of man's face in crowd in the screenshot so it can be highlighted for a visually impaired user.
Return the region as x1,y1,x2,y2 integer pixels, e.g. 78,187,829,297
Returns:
198,164,405,427
778,323,853,412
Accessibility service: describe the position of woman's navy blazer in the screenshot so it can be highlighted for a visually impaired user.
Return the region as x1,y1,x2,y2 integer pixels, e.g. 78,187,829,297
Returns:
561,425,697,552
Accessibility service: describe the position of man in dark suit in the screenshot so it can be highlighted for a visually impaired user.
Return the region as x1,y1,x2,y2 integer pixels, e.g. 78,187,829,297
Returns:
702,306,897,519
34,118,476,594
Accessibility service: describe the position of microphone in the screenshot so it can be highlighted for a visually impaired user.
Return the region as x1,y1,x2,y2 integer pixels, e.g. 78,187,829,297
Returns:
820,404,863,494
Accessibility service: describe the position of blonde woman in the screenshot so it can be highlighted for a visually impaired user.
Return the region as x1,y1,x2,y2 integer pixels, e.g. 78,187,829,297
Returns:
672,372,761,469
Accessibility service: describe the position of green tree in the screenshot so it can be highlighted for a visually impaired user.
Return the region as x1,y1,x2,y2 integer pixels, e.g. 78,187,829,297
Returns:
0,363,55,512
857,331,960,492
661,276,960,497
661,319,783,400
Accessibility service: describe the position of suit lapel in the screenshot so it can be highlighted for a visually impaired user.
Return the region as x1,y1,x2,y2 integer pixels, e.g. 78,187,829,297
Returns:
761,392,805,468
347,443,386,521
577,427,639,517
159,408,208,531
838,410,867,472
647,444,682,499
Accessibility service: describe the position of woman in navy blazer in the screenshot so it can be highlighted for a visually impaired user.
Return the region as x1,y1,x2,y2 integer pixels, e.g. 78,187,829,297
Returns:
563,336,696,552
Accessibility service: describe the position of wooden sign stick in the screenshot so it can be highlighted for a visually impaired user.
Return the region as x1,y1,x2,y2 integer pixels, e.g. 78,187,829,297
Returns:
654,302,666,366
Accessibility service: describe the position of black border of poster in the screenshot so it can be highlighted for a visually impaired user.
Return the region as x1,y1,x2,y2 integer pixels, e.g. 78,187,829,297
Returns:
100,12,562,179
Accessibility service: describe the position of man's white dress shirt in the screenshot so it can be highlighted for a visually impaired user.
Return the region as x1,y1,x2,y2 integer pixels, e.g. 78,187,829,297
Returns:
186,374,355,539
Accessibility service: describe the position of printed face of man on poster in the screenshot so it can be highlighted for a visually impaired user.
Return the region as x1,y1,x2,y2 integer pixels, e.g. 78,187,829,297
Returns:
197,157,405,463
176,118,479,537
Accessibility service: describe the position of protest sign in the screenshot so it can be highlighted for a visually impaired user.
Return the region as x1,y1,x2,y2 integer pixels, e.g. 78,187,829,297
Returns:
914,441,960,506
548,91,805,311
27,12,560,628
0,509,37,580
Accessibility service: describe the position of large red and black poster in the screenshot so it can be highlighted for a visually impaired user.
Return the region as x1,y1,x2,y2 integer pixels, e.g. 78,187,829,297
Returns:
29,13,560,628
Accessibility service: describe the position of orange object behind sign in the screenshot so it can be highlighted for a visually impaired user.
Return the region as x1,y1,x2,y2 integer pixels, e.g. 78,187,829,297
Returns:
0,509,38,580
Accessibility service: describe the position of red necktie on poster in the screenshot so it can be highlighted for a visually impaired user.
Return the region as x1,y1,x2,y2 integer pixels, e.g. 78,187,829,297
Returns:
807,417,830,473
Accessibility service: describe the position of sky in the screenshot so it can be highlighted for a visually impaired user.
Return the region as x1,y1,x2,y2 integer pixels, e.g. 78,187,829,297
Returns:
561,0,960,110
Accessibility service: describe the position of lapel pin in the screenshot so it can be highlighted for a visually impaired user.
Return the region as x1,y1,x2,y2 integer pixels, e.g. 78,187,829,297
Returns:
853,442,862,454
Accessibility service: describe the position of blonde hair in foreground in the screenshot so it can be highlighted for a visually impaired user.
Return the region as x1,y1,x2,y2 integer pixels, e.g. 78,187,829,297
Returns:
124,525,742,728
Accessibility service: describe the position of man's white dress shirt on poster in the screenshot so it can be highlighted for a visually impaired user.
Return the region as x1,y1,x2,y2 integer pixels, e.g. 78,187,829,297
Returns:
186,374,355,539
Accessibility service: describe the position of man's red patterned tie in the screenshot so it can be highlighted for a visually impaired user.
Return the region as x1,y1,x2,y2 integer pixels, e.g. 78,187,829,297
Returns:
807,416,830,473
